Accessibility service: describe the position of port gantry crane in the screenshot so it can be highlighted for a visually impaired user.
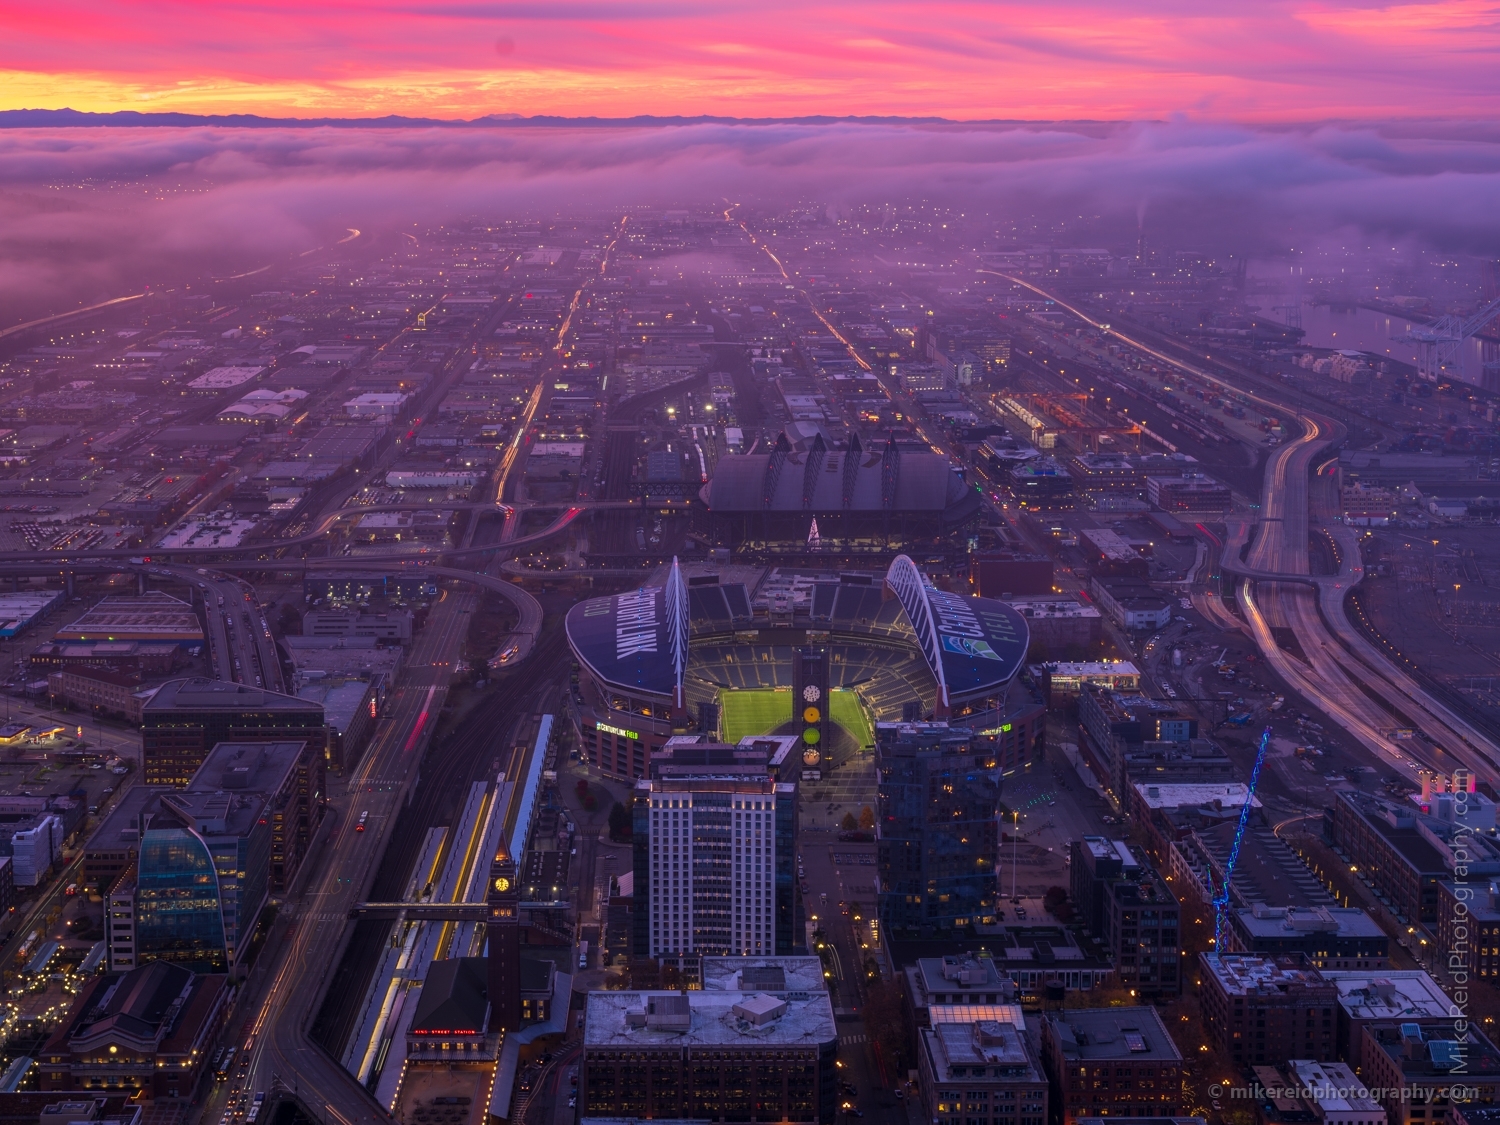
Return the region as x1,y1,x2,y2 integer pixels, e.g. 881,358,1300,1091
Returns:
1411,292,1500,383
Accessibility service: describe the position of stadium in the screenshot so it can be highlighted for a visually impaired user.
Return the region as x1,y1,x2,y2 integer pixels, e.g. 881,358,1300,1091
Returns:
565,555,1046,783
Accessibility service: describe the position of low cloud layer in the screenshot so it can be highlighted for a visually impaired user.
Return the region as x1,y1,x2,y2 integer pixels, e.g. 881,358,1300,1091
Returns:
5,0,1500,121
4,119,1500,325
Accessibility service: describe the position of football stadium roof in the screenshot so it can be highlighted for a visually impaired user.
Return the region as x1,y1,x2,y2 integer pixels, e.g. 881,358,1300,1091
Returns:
565,555,1028,710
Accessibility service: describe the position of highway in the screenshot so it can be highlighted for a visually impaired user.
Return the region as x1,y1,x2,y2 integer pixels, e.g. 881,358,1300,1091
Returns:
233,584,476,1124
977,270,1500,781
207,226,621,1124
171,566,285,693
1235,418,1500,778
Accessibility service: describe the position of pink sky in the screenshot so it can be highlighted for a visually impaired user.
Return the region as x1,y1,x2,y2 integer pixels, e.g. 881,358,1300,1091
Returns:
2,0,1498,121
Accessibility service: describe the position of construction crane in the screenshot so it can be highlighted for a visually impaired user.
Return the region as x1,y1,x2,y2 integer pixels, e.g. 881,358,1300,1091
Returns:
1409,292,1500,383
1211,725,1273,952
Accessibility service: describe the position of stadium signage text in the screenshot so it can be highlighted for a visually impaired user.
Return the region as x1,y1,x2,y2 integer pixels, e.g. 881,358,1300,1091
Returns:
597,722,639,740
614,588,660,659
928,589,984,638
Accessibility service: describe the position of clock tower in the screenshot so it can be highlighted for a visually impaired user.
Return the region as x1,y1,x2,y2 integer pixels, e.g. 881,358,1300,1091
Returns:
487,850,521,1033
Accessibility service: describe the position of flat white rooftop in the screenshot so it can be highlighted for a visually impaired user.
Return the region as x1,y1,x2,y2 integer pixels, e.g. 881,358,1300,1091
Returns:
584,990,836,1049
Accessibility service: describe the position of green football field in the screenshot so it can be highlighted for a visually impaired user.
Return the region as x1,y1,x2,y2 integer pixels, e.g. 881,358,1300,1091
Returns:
719,689,792,744
830,690,874,749
718,688,873,748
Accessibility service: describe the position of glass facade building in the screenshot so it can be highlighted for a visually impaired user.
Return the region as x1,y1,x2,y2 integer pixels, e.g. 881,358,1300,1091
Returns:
135,828,228,972
876,722,1002,935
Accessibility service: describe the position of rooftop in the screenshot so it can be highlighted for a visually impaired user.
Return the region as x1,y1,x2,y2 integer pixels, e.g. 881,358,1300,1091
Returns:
1232,905,1386,941
1289,1061,1382,1114
924,1020,1039,1078
1365,1022,1500,1079
1321,970,1456,1020
700,957,827,993
583,989,836,1049
1133,782,1261,811
410,957,489,1036
144,677,324,716
1046,1007,1182,1062
1199,953,1333,996
54,593,203,644
1004,599,1103,620
911,955,1014,999
188,741,311,796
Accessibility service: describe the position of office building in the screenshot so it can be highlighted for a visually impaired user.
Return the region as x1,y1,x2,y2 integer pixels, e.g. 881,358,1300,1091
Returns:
1226,905,1389,970
920,1018,1047,1125
876,723,1000,936
580,986,837,1124
1146,474,1232,513
102,787,272,973
1197,954,1337,1065
1437,880,1500,981
141,678,327,787
1071,838,1181,996
1070,838,1138,937
1321,971,1461,1071
10,814,63,887
1360,1023,1500,1125
1040,1007,1185,1125
631,767,798,959
37,962,229,1100
1078,688,1198,799
1329,791,1447,925
1086,578,1173,631
188,740,322,892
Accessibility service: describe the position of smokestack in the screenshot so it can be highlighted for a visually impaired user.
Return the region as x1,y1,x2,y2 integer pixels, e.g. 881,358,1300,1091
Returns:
1420,770,1433,803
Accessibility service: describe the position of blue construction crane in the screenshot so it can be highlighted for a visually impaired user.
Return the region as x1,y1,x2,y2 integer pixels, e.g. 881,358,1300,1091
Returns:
1212,725,1273,952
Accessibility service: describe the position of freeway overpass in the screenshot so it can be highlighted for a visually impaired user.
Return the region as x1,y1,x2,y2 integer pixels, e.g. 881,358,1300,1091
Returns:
988,270,1500,783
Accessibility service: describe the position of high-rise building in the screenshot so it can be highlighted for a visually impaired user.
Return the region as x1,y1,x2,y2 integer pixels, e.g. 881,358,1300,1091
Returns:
188,740,322,891
141,678,327,787
876,722,1000,936
133,827,233,973
107,791,272,974
631,762,798,959
1069,836,1181,994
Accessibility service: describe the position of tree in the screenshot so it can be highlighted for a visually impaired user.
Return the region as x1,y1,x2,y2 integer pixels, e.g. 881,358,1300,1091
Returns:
862,978,911,1073
858,806,875,830
608,800,632,841
841,812,858,831
576,778,590,800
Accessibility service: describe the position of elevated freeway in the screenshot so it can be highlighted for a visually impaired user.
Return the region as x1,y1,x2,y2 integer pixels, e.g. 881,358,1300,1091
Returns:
987,270,1500,782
